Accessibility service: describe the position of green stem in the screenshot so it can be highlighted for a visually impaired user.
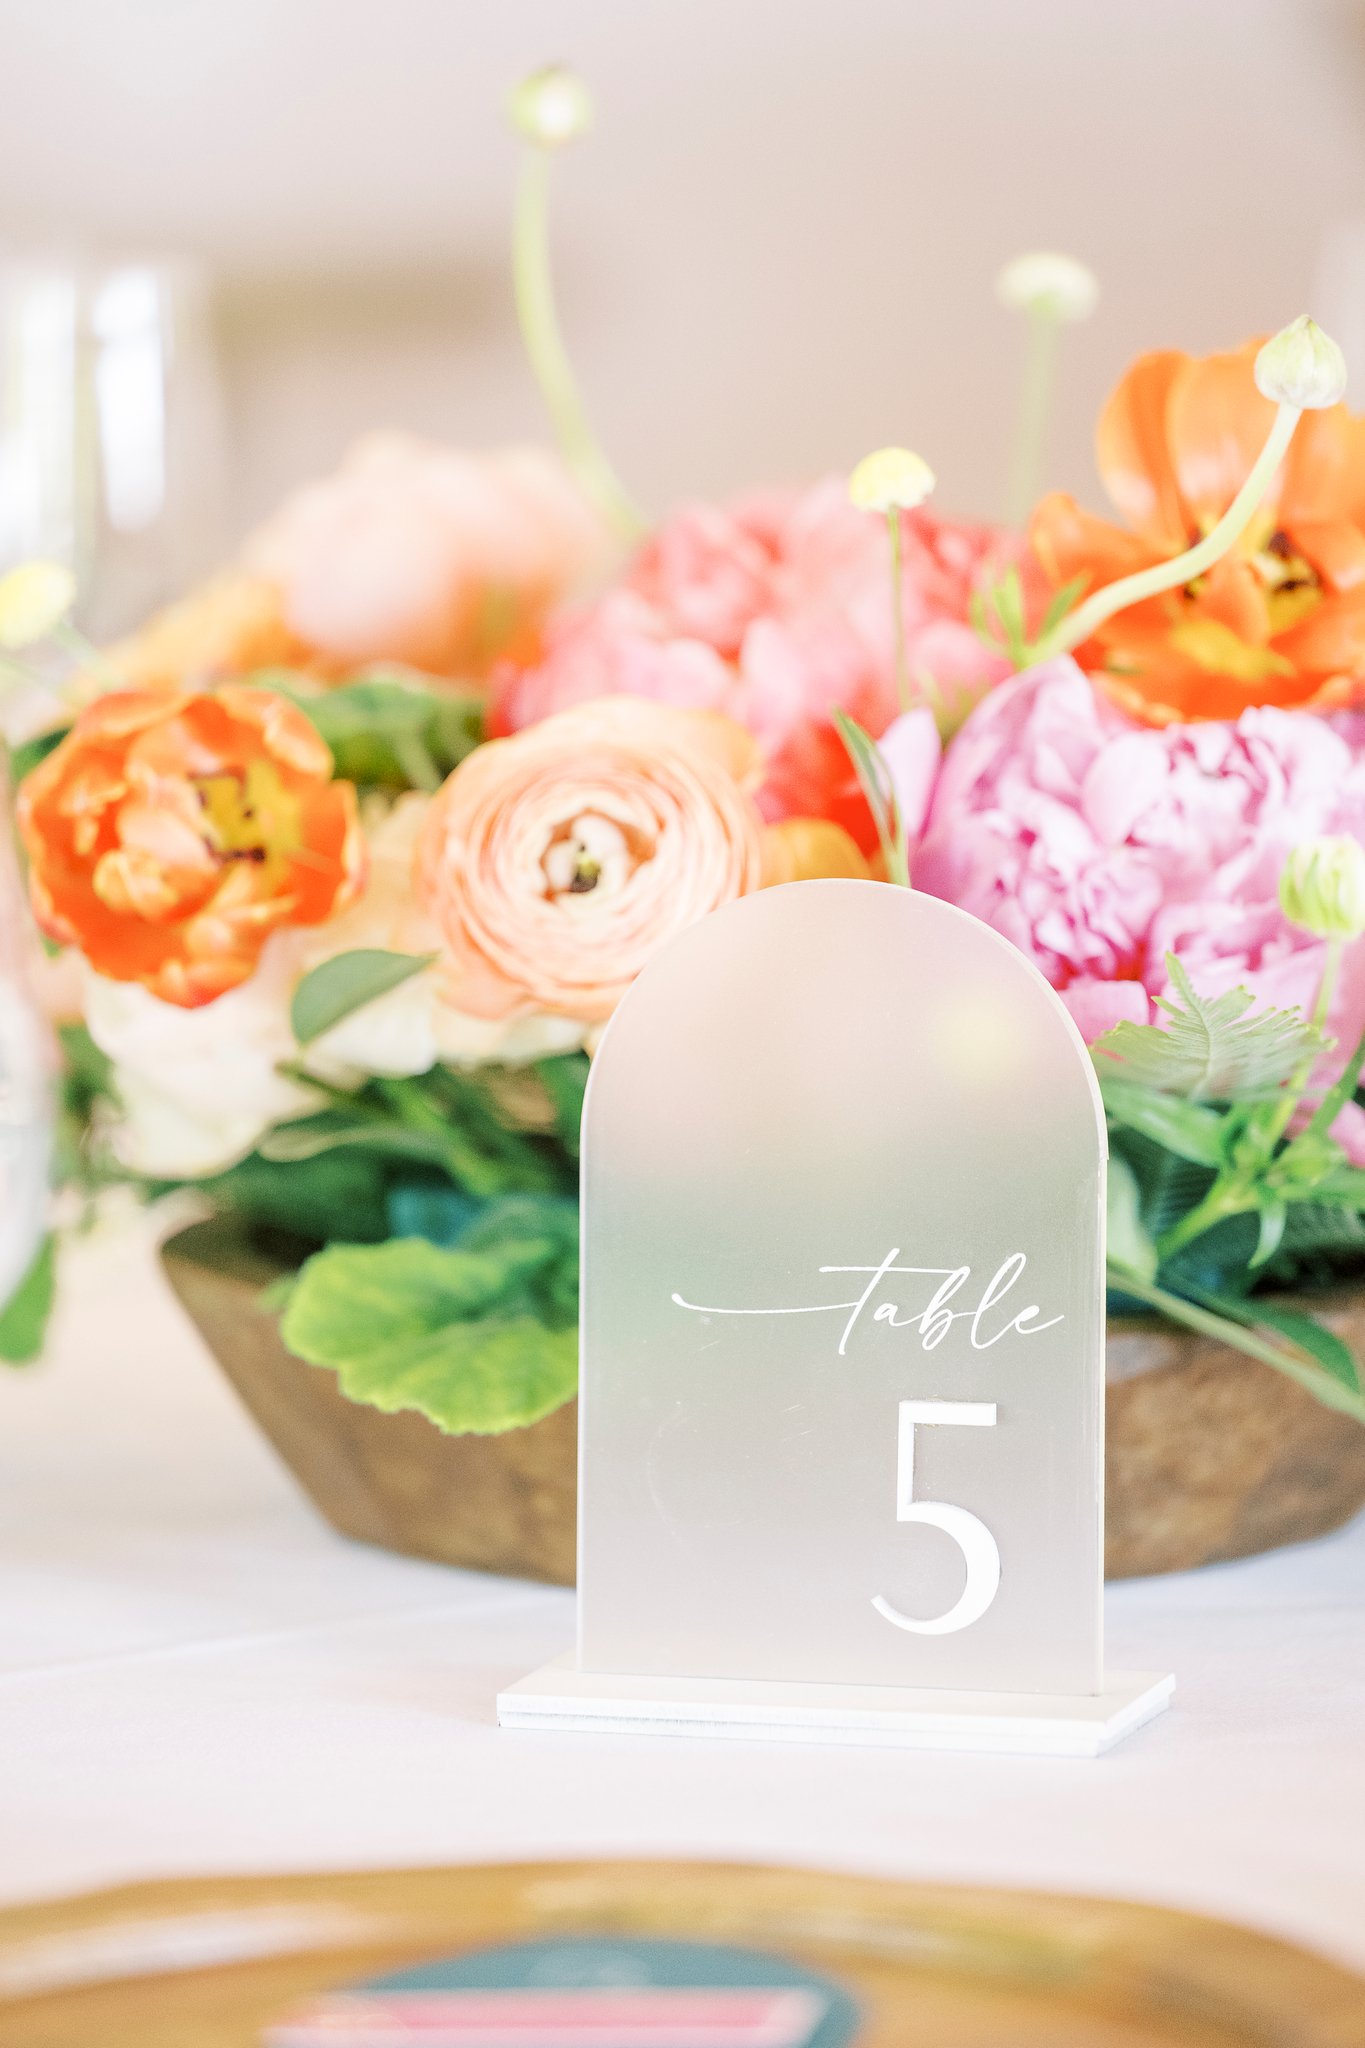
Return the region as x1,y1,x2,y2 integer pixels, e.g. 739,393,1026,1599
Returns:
513,145,642,540
1155,1186,1241,1263
886,510,911,715
1042,402,1302,660
1254,936,1343,1159
1110,1264,1365,1424
1005,308,1060,529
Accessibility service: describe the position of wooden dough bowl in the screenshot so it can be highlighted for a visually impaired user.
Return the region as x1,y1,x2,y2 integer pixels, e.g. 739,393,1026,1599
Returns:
161,1217,1365,1585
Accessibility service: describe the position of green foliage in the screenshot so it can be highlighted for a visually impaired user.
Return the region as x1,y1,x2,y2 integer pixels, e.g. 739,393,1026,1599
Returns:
831,708,908,884
0,1235,55,1364
1098,958,1365,1422
968,567,1085,669
1093,955,1325,1100
198,1146,395,1251
290,947,435,1045
254,671,484,790
533,1051,590,1157
1100,1076,1224,1165
4,725,67,789
281,1195,579,1432
1106,1155,1156,1282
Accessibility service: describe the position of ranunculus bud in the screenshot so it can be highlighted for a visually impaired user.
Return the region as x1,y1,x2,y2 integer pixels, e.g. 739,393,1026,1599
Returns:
1279,834,1365,941
995,252,1098,322
506,65,592,148
1255,316,1347,411
0,560,76,650
848,447,936,514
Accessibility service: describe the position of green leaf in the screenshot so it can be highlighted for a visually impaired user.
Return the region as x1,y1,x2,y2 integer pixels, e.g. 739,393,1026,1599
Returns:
200,1146,394,1248
1107,1156,1157,1281
1092,954,1325,1101
274,674,484,790
281,1217,579,1433
385,1180,481,1246
1237,1300,1360,1392
1248,1201,1287,1269
5,725,68,789
0,1235,55,1364
291,948,435,1046
831,708,907,883
1100,1076,1226,1165
1038,574,1087,640
534,1052,590,1157
1111,1267,1365,1423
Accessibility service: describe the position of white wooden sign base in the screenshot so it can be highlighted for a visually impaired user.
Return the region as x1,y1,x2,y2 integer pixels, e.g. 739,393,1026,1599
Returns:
498,1655,1174,1759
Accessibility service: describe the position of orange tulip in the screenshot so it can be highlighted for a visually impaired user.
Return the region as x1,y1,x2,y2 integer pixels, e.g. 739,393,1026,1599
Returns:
1030,339,1365,724
18,686,364,1008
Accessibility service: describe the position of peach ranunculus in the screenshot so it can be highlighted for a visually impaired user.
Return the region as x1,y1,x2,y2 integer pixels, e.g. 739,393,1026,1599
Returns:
1031,339,1365,726
416,696,859,1023
490,480,1015,852
243,434,613,679
17,685,364,1008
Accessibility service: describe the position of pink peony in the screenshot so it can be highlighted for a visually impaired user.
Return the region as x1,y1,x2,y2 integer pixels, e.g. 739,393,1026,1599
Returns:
490,480,1014,851
912,660,1365,1156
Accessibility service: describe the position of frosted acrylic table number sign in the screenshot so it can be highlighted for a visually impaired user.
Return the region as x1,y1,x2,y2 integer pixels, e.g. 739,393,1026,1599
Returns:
499,880,1173,1756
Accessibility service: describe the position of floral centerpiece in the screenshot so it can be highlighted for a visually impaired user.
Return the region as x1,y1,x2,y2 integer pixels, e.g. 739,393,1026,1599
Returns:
4,68,1365,1572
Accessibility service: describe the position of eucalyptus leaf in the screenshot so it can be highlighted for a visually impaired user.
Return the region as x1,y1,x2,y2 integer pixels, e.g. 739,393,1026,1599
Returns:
291,948,435,1046
1092,954,1324,1100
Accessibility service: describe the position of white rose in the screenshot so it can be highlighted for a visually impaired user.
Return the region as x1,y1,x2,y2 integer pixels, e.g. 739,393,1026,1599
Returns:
84,935,318,1180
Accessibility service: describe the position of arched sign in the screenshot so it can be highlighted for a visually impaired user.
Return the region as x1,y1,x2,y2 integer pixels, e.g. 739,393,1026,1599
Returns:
578,879,1105,1696
501,879,1173,1750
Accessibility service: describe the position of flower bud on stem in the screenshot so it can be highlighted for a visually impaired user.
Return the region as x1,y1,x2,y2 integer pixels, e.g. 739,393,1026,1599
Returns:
997,253,1097,529
509,68,642,541
1041,318,1346,664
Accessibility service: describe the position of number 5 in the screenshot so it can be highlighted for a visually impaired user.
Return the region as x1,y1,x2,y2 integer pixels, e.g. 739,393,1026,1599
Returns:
872,1400,1000,1636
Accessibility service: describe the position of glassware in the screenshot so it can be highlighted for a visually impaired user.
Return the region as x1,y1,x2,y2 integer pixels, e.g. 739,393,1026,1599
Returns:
0,257,228,641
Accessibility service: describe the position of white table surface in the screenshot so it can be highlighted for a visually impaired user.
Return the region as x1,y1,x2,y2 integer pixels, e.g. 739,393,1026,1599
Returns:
2,1212,1363,1976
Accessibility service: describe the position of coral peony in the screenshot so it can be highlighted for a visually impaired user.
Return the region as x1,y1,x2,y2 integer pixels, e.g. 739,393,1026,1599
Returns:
245,434,612,678
913,658,1365,1055
18,685,364,1008
417,697,770,1023
1031,340,1365,725
491,480,1013,851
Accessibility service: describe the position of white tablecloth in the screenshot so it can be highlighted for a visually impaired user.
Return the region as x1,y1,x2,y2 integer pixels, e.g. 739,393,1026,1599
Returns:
2,1214,1363,1974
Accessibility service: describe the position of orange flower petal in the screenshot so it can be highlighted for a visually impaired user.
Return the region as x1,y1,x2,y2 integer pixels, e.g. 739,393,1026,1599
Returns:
1028,494,1158,592
1095,349,1190,547
760,818,870,886
1279,403,1365,528
1273,586,1365,680
1166,341,1277,532
16,683,360,1008
1280,516,1365,595
1193,556,1272,643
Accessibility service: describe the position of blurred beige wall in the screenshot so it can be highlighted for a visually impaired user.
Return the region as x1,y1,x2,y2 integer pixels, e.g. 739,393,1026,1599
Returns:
2,0,1365,555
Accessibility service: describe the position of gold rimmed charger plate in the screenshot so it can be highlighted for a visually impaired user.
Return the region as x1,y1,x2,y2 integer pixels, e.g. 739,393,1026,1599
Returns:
0,1861,1359,2047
